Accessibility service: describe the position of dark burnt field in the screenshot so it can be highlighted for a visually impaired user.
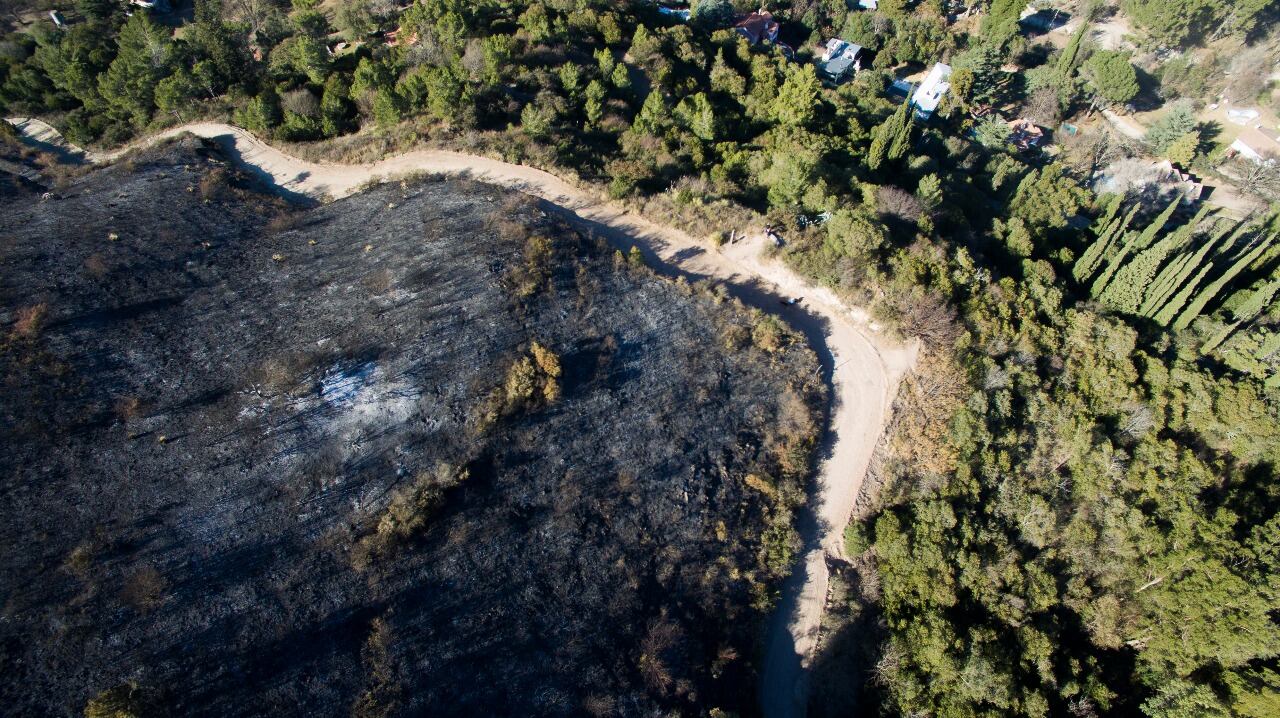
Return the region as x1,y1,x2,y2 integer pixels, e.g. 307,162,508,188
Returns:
0,138,823,717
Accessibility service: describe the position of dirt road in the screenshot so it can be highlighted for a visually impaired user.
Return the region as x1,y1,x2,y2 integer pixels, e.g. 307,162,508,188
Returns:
8,118,916,718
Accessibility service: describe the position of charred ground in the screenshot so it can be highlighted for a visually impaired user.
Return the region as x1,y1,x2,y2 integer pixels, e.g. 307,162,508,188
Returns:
0,138,824,717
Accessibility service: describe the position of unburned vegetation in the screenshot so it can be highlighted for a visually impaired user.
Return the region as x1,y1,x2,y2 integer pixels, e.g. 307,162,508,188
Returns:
0,138,823,716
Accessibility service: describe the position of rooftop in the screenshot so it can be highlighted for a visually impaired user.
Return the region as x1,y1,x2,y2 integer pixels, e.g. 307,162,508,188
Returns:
735,11,780,45
816,39,863,80
910,62,952,116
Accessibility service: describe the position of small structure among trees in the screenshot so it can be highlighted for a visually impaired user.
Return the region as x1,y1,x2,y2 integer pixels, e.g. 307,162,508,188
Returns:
733,10,779,45
910,62,952,120
816,39,864,83
1007,118,1044,151
1229,127,1280,164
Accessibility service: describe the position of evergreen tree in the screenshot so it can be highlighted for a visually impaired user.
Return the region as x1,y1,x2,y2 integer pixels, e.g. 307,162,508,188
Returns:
1055,11,1090,79
953,43,1006,107
1102,205,1210,314
980,0,1025,48
1122,0,1223,48
1165,132,1200,166
335,0,377,42
1092,198,1180,298
1151,219,1242,324
98,13,174,126
234,86,281,135
886,101,914,163
1083,50,1140,106
1173,229,1277,331
868,102,911,171
1136,205,1215,315
1076,200,1137,283
583,79,607,129
372,86,403,129
35,24,114,111
772,65,822,128
1145,102,1197,153
319,74,353,137
155,68,200,120
188,0,248,95
675,92,719,141
690,0,734,30
1201,279,1280,353
709,50,746,97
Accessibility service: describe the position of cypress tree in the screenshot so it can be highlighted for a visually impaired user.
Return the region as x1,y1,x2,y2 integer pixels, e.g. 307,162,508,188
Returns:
1091,198,1180,299
1134,204,1214,314
1155,262,1215,327
1173,230,1277,331
1099,243,1163,313
1154,220,1248,326
887,101,914,162
1130,197,1182,252
868,101,910,171
1142,217,1230,318
1075,202,1138,283
867,129,889,171
1094,193,1124,230
1056,18,1089,79
1201,279,1280,354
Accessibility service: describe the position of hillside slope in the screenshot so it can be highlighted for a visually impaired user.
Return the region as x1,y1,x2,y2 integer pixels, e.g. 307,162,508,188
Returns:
0,138,824,717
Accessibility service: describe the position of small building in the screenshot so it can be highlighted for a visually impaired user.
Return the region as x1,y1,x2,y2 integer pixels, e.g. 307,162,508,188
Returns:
735,10,780,45
910,62,952,120
130,0,171,11
857,0,878,9
816,39,864,82
48,10,66,28
1228,127,1280,164
1008,119,1044,151
657,5,691,22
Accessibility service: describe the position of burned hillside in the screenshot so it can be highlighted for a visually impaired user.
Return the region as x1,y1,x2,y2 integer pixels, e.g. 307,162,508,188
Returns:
0,138,824,717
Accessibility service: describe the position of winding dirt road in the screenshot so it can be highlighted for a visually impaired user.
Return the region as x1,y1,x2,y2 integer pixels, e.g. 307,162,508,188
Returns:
8,117,916,718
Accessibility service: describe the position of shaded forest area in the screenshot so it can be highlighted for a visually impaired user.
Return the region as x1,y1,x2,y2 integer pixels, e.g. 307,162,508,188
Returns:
0,138,824,716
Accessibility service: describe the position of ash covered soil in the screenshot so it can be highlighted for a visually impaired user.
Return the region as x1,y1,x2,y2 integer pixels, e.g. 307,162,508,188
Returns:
0,138,824,717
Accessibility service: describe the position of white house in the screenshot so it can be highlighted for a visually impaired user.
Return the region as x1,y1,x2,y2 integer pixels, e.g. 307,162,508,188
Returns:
1229,127,1280,164
910,63,952,120
858,0,878,9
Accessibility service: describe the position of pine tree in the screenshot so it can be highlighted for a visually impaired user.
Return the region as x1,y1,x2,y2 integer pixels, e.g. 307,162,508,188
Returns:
1173,229,1277,331
1201,279,1280,354
98,12,174,126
